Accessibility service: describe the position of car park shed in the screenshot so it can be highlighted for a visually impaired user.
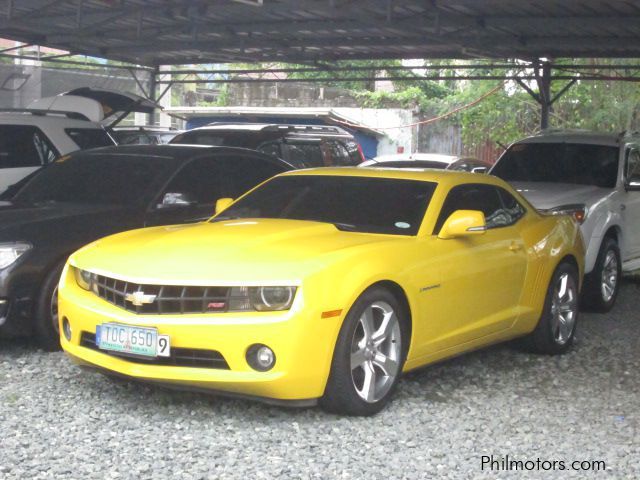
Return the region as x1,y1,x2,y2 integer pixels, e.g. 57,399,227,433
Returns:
3,1,640,129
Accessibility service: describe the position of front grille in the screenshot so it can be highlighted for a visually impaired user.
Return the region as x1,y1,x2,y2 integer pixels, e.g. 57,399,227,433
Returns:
93,274,231,315
80,332,230,369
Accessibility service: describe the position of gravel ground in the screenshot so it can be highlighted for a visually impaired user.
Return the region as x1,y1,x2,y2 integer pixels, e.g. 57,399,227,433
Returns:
1,280,638,480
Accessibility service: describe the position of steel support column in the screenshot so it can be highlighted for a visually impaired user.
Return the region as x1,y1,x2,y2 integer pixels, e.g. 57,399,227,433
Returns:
148,66,159,125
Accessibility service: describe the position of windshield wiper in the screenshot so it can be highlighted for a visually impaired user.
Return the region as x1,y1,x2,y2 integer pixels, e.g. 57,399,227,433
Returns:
210,215,241,222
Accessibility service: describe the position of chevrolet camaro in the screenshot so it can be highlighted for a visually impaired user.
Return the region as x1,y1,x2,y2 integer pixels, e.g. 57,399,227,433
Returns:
59,168,584,415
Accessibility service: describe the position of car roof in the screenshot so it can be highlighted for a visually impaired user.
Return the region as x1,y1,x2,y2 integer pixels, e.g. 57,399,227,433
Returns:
188,122,352,136
0,111,100,127
280,166,509,188
515,130,623,147
69,144,290,163
373,153,459,164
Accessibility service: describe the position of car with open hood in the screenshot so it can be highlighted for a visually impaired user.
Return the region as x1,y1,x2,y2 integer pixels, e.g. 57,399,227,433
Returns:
59,168,584,415
0,144,291,349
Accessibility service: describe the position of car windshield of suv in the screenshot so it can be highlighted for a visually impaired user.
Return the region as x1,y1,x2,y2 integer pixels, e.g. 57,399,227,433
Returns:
12,153,174,206
492,142,619,188
216,175,436,235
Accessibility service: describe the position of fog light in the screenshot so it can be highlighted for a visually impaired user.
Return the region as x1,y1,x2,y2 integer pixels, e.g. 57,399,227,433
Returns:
246,344,275,371
62,317,72,341
0,299,8,318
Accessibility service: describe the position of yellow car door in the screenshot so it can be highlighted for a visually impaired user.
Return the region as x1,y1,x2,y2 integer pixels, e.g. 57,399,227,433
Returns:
412,184,528,356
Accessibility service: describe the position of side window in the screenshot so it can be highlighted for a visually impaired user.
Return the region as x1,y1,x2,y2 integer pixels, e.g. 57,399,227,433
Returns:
283,142,323,168
226,155,288,195
625,148,640,181
65,128,115,149
160,158,232,206
497,187,526,225
434,184,512,234
323,140,351,166
256,141,283,160
0,125,58,168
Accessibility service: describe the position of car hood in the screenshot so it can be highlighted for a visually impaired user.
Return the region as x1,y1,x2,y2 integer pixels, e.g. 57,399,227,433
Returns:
510,182,610,210
72,219,400,284
0,201,131,242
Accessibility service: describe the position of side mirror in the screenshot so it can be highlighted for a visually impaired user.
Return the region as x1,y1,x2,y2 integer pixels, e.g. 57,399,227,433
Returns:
215,197,234,215
438,210,486,240
158,192,197,209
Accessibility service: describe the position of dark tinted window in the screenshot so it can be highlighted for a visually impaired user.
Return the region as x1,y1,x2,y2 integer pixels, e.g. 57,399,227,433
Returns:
492,142,619,188
497,187,526,224
283,142,324,168
65,128,115,149
434,184,523,234
0,125,58,168
13,153,174,205
323,140,351,166
256,141,283,159
161,155,287,206
625,148,640,181
218,175,436,236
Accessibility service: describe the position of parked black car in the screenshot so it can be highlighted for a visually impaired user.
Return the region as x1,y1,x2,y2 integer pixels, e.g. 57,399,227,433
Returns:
0,144,291,349
170,123,365,168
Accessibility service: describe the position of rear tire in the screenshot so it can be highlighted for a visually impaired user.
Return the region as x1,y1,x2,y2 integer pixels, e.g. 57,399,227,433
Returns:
582,237,621,313
320,287,409,416
525,262,579,355
33,261,65,351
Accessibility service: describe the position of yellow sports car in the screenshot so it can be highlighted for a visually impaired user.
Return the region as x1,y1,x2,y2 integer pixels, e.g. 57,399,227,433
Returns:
59,168,584,415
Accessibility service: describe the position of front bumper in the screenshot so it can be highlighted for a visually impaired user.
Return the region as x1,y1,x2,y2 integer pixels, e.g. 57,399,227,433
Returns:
59,270,343,402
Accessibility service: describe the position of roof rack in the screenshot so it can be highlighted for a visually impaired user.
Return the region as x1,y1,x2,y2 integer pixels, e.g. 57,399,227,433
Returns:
0,108,90,122
263,124,348,134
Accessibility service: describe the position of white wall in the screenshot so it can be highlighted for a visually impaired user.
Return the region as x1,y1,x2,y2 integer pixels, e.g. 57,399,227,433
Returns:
334,108,414,156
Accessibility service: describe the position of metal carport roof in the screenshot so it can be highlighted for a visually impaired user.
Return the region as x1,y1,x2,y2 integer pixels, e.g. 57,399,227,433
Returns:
2,1,640,66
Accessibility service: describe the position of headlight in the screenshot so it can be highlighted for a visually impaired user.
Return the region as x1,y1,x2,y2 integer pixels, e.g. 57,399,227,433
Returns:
543,204,587,224
74,268,96,291
0,242,31,269
228,286,296,312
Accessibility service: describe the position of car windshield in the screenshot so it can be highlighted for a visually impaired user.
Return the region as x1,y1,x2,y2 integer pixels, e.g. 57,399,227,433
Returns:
216,175,436,235
492,142,619,188
13,153,174,206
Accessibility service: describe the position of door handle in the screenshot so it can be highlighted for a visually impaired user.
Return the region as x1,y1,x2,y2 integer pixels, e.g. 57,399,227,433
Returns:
509,242,523,252
620,204,626,211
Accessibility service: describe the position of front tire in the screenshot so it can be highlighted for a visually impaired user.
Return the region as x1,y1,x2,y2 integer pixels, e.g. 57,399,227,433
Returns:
33,261,65,351
526,262,579,355
582,237,621,313
320,287,409,416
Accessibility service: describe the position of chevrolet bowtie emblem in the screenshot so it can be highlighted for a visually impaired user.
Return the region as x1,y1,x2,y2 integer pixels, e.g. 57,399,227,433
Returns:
125,291,157,306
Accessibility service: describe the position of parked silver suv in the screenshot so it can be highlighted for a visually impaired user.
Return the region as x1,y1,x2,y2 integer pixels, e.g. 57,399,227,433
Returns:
491,130,640,312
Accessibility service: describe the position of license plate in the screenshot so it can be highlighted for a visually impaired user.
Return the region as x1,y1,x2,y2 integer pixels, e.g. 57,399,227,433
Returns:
95,323,170,358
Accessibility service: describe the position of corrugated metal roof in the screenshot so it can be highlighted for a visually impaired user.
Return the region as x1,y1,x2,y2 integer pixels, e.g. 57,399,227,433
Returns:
2,1,640,66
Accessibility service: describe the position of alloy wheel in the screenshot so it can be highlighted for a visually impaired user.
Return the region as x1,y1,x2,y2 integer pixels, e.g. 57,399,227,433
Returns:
600,250,618,303
550,273,577,345
350,301,401,403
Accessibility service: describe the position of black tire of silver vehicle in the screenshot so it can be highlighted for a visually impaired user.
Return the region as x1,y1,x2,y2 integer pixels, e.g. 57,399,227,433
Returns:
320,287,409,416
582,237,621,313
